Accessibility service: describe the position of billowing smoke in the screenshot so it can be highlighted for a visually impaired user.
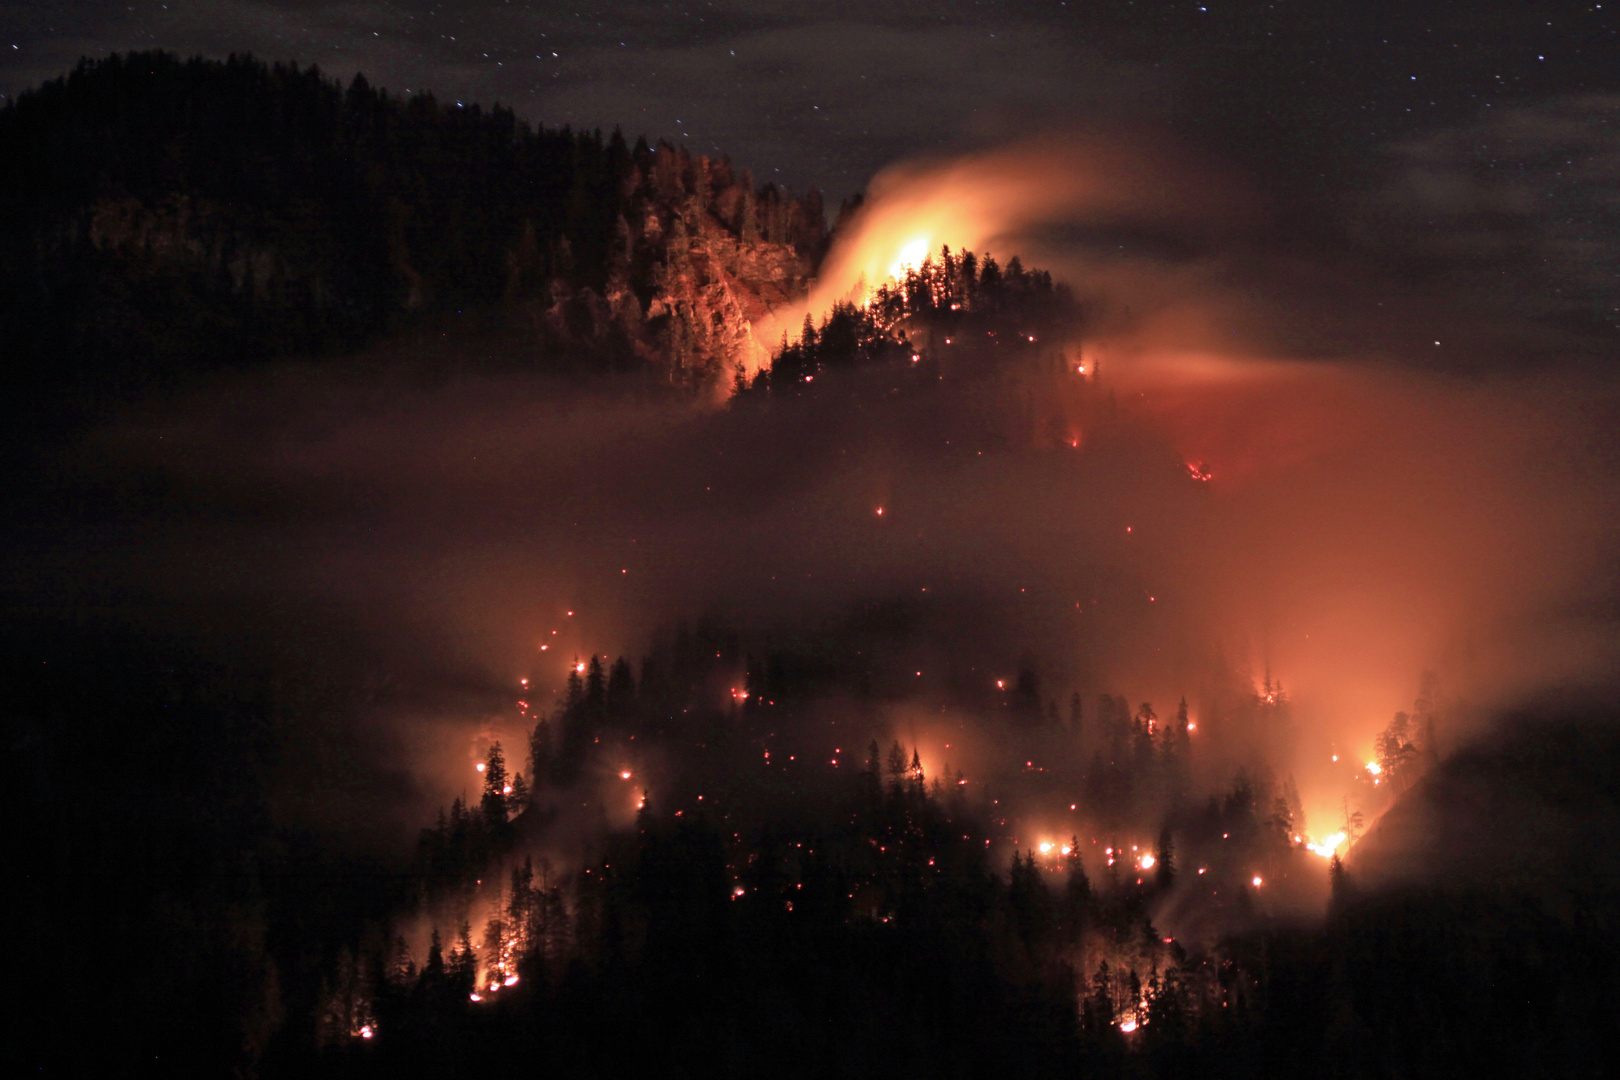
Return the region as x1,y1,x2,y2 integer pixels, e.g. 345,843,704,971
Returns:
23,122,1619,910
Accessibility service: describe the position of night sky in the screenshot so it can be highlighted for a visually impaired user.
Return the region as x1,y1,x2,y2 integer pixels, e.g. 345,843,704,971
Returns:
6,2,1618,364
1,2,1614,198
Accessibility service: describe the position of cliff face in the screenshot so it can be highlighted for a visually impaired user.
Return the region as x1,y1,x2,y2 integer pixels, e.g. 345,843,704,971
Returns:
0,52,827,398
519,144,824,388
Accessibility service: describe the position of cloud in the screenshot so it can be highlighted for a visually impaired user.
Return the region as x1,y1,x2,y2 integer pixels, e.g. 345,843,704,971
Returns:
1349,94,1620,353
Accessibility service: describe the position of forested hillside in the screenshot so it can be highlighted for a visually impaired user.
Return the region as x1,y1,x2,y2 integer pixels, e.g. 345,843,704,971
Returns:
0,52,829,409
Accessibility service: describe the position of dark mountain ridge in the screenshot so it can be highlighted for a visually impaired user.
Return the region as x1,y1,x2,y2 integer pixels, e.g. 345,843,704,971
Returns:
0,51,831,415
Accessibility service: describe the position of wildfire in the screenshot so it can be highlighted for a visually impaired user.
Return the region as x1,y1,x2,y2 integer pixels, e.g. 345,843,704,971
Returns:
1365,761,1381,776
1139,854,1156,870
1186,461,1214,482
359,1025,374,1039
1119,1019,1139,1033
1252,876,1263,887
1038,841,1054,855
621,770,632,779
1306,832,1348,858
887,236,931,280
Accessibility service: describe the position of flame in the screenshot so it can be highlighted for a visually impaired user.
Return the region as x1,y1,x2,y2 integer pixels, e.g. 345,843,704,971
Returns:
1038,841,1054,855
754,135,1227,364
1365,761,1381,776
887,236,932,280
1306,831,1348,858
1252,875,1263,887
1119,1019,1139,1033
1139,854,1156,870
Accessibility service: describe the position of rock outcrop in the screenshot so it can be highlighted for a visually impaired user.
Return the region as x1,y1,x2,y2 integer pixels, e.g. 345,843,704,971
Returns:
519,144,824,388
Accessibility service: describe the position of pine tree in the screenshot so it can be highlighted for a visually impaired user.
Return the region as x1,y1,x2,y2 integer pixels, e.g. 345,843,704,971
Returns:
585,656,606,715
1064,838,1092,943
528,717,554,788
606,655,635,715
481,742,509,825
1154,825,1176,890
886,741,908,802
449,921,477,993
423,927,445,986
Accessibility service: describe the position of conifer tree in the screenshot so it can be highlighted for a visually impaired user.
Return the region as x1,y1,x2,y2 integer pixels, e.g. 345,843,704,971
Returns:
481,742,509,825
607,655,635,715
1154,825,1176,890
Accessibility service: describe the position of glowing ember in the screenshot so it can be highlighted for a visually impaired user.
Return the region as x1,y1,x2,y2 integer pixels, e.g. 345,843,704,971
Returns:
359,1025,374,1039
576,662,586,674
1119,1019,1139,1033
1060,845,1072,856
504,974,519,986
1186,461,1214,482
875,507,884,515
469,993,483,1002
1038,841,1054,855
1139,854,1156,870
621,771,632,779
1252,876,1263,887
475,763,486,773
502,784,513,795
1365,761,1382,775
